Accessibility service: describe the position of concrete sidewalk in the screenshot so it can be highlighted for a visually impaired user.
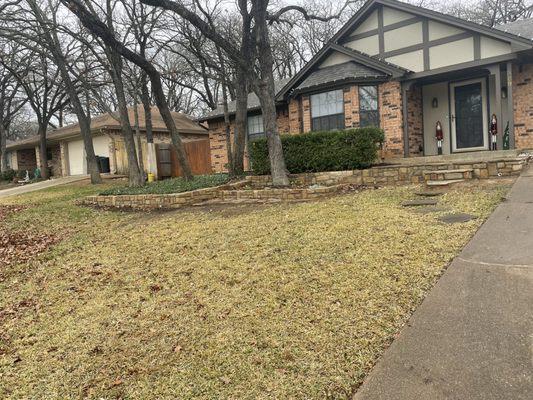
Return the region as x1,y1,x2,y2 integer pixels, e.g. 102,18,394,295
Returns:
355,170,533,400
0,175,88,198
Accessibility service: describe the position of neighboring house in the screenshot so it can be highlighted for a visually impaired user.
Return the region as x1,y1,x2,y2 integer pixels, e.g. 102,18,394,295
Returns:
6,106,210,178
200,0,533,173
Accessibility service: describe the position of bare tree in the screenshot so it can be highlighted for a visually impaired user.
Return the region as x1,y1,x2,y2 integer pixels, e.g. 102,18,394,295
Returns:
60,0,194,180
0,48,67,180
0,45,27,172
22,0,102,183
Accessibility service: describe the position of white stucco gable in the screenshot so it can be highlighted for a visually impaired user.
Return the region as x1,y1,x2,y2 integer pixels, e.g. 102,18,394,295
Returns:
335,0,531,75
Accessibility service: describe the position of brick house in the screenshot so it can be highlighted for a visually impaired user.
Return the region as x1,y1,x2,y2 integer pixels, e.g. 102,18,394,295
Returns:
6,106,209,178
200,0,533,173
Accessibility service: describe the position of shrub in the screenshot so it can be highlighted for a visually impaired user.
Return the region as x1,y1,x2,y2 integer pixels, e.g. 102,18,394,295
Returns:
100,173,230,196
1,168,16,182
16,169,34,180
249,128,385,175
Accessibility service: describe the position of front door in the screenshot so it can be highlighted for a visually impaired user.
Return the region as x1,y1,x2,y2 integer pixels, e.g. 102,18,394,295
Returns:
450,78,488,152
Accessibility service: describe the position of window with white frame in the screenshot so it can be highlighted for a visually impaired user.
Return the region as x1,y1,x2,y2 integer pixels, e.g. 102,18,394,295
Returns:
247,114,264,140
310,89,345,131
358,86,379,128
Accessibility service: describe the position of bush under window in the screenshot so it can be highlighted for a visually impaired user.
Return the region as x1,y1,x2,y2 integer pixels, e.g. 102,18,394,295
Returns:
249,127,384,175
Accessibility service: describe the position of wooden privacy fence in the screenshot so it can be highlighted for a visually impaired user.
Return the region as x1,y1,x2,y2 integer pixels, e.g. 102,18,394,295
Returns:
156,140,212,178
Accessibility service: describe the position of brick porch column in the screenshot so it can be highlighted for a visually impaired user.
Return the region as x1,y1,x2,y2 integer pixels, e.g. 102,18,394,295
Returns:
59,141,69,176
34,146,41,169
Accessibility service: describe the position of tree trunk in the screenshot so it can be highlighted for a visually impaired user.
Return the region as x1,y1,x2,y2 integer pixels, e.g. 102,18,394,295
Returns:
38,124,49,180
253,1,289,186
233,69,248,176
0,123,7,173
108,52,144,187
133,103,146,181
141,75,157,178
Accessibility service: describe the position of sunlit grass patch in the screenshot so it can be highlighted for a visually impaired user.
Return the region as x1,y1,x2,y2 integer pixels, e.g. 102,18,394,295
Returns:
0,180,511,399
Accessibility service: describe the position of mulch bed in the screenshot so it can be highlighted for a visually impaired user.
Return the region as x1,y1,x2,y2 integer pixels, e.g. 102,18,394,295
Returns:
0,205,59,269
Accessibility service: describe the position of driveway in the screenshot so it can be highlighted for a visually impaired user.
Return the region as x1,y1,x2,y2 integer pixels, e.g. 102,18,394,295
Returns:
0,175,88,198
354,169,533,399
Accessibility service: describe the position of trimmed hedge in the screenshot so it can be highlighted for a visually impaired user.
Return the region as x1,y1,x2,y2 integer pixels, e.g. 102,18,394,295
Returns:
249,128,385,175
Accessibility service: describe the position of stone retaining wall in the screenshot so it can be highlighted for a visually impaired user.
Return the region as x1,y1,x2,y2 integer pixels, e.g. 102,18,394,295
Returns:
82,181,345,210
82,157,528,210
247,157,528,187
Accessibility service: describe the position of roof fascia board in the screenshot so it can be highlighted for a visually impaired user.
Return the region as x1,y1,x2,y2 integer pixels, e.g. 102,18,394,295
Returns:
293,76,389,96
275,45,334,101
330,44,405,77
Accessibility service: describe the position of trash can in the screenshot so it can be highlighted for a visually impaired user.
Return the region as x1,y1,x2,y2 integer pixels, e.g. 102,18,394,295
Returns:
97,156,111,173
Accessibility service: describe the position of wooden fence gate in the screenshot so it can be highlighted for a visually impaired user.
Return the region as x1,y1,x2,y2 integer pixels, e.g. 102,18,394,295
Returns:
156,140,212,179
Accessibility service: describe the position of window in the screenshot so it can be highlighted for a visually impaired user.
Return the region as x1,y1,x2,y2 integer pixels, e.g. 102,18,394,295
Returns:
247,114,264,141
311,89,345,131
358,86,379,128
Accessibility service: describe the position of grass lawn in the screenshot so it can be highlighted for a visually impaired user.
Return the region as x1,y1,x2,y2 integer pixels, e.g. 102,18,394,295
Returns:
0,180,510,399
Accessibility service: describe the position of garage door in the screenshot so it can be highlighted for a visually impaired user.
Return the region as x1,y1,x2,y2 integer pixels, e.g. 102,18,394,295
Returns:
67,140,86,175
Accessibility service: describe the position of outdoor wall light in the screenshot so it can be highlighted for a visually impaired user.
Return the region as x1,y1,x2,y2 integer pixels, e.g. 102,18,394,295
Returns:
432,97,438,108
501,87,508,99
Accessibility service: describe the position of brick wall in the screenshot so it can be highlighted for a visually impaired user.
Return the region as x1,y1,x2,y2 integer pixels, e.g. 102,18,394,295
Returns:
379,81,404,158
288,98,302,134
406,85,423,156
302,95,311,133
344,86,360,128
513,63,533,150
208,119,233,173
16,148,37,171
207,80,408,172
49,144,62,176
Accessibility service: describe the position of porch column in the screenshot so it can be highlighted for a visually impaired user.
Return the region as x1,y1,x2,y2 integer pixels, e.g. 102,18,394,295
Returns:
506,61,515,149
401,81,414,158
34,146,41,169
488,64,503,150
59,141,69,176
108,136,117,174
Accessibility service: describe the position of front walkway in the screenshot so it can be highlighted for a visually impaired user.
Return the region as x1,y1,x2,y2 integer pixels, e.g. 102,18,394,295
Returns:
0,175,88,199
355,169,533,400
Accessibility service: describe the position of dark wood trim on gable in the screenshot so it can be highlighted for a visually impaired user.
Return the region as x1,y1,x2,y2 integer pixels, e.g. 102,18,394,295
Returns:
422,19,430,70
473,34,481,60
380,31,473,59
377,6,385,55
345,16,422,42
401,53,517,81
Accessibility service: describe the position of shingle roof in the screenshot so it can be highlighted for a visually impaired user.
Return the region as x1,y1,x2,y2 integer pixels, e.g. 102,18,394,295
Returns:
496,18,533,40
7,106,207,150
200,78,291,121
296,61,387,92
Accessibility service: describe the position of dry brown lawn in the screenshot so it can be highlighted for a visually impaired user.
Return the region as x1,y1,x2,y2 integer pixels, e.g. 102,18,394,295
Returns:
0,180,510,399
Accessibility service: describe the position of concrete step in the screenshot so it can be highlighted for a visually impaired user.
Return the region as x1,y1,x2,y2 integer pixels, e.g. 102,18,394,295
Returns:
426,179,465,187
423,168,473,175
423,168,473,181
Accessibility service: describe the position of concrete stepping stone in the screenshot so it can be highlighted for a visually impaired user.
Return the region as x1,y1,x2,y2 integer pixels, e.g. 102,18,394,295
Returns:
415,190,446,197
401,199,438,207
438,212,477,223
411,206,449,214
